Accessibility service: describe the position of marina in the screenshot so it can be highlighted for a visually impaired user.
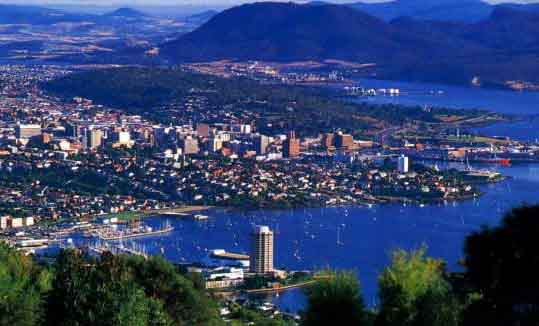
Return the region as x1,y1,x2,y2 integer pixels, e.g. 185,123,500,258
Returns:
93,221,174,241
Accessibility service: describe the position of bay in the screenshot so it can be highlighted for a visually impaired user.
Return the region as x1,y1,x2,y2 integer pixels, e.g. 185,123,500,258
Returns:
90,163,539,311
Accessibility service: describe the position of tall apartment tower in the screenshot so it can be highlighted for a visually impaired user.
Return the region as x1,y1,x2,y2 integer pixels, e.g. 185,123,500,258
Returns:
250,225,274,274
398,155,410,173
88,129,104,149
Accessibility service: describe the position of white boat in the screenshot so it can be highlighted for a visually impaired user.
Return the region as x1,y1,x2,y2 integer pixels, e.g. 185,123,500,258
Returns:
193,214,209,221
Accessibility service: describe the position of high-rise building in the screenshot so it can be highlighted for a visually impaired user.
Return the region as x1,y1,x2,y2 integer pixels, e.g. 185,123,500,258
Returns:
88,129,104,149
322,133,335,149
153,127,170,147
196,123,211,138
283,131,300,158
180,136,199,155
254,134,270,155
209,136,224,153
112,130,131,146
64,122,78,138
335,132,354,150
398,155,410,173
15,124,42,139
250,226,274,274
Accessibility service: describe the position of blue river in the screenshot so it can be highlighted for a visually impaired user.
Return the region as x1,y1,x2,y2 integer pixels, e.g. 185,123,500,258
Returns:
351,78,539,143
68,79,539,312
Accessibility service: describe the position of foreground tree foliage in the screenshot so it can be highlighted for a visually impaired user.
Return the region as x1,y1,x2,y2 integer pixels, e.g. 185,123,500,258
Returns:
46,250,220,326
0,244,51,326
463,205,539,326
3,204,539,326
303,270,370,326
376,248,462,326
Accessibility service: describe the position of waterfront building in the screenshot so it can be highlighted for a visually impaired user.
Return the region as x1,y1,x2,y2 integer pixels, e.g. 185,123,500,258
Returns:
250,225,274,274
398,155,410,173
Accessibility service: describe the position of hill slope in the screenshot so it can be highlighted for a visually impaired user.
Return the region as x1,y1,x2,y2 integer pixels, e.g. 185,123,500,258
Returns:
161,2,436,63
161,3,539,87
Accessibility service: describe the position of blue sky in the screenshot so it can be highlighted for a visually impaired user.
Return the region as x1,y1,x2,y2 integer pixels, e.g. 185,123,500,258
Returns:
2,0,538,6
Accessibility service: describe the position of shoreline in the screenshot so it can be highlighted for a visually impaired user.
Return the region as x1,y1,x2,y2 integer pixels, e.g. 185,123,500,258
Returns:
94,205,213,221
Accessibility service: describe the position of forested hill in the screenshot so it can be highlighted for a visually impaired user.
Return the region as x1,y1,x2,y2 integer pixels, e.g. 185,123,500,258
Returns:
43,67,496,136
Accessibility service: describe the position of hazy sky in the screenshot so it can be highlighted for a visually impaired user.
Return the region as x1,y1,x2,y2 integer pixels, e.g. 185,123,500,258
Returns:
2,0,539,6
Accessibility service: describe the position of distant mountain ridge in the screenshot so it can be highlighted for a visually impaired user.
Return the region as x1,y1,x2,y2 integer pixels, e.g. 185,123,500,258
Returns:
161,2,539,87
349,0,492,22
349,0,539,22
0,5,152,25
0,4,92,25
103,7,149,19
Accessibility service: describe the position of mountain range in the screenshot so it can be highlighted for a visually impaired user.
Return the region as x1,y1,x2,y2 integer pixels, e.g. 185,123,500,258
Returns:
0,4,152,25
349,0,493,22
349,0,539,23
161,2,539,87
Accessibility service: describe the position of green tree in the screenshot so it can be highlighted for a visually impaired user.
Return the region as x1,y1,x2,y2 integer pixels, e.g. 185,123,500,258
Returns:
125,255,222,325
303,270,368,326
0,243,51,326
463,205,539,326
376,248,461,326
46,250,211,326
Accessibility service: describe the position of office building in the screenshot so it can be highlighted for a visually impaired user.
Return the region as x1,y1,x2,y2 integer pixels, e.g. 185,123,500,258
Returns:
398,155,410,173
250,225,274,274
16,124,42,139
322,133,335,149
209,137,224,152
180,136,199,155
254,134,270,155
111,130,131,146
196,123,211,138
88,129,104,149
335,132,354,150
283,131,300,158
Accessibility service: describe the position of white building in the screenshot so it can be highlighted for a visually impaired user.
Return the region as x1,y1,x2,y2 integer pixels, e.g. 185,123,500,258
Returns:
0,216,10,229
117,131,131,145
24,216,35,227
11,218,24,228
398,155,410,174
205,267,244,280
